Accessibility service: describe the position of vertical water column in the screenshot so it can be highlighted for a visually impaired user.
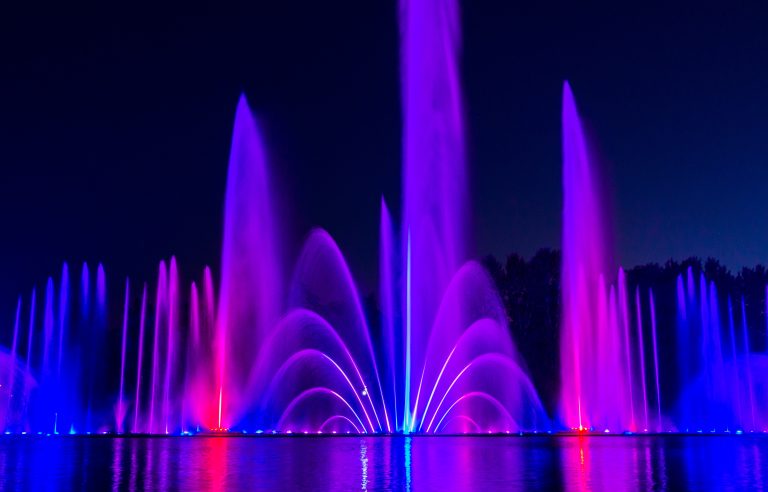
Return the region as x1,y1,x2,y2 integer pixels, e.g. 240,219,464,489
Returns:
92,264,107,431
618,269,636,430
726,298,743,427
635,288,649,430
561,81,598,430
149,261,168,433
379,198,400,430
84,263,106,432
79,263,90,433
202,266,217,429
740,297,756,429
400,0,467,432
22,288,36,430
56,263,69,433
117,278,130,433
675,273,691,429
184,281,200,432
217,95,281,429
649,289,662,431
2,297,22,430
163,257,179,433
133,284,148,432
40,278,55,430
708,281,726,427
560,82,631,431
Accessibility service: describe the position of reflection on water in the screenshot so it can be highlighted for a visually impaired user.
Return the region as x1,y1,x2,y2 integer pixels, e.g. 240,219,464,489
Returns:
360,441,367,490
404,436,412,491
0,435,766,490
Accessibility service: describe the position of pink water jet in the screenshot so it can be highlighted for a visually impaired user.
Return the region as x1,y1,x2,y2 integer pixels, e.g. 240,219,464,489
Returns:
559,81,636,431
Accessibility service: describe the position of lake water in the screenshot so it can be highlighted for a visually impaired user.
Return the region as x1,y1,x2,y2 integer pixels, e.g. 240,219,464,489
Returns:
1,435,765,490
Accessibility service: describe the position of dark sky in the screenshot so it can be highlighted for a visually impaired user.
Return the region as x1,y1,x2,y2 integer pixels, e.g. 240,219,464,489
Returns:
2,1,768,315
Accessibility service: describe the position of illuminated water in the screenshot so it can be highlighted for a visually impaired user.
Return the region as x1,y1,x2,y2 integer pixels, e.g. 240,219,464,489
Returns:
1,0,766,446
1,436,766,490
0,0,546,436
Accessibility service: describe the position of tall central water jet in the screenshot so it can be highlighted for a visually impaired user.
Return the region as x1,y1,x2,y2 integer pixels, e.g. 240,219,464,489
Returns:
395,0,546,434
1,0,548,435
400,0,467,433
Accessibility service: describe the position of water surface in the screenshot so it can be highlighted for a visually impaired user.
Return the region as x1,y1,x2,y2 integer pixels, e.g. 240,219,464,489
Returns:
1,435,765,490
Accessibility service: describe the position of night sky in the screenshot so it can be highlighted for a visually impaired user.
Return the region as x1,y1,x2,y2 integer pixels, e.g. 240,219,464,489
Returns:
2,2,768,317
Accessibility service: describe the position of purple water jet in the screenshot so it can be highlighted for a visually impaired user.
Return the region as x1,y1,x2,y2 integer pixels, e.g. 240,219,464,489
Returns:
216,95,282,429
1,298,22,430
23,288,36,429
133,284,148,432
635,288,649,430
149,261,167,434
400,0,467,433
163,258,179,433
649,289,662,431
116,279,130,433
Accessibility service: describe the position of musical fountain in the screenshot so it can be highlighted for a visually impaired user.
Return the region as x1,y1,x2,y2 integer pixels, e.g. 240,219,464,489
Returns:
0,0,767,440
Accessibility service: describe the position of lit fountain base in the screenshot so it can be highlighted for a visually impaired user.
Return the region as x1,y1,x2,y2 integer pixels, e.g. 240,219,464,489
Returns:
3,429,768,438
